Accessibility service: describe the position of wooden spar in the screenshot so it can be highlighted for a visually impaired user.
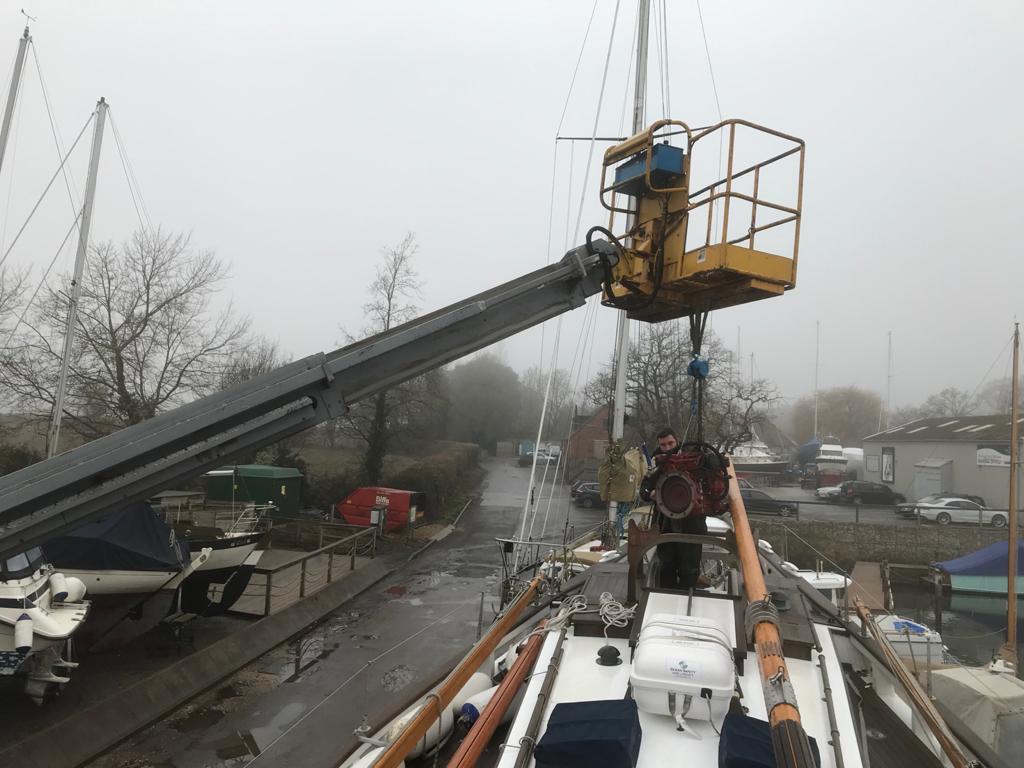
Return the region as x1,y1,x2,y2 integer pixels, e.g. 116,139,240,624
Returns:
447,619,547,768
854,598,971,768
373,576,544,768
725,462,816,766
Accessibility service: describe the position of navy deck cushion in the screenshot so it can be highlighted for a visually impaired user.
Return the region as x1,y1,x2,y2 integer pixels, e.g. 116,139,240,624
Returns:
718,711,821,768
535,699,642,768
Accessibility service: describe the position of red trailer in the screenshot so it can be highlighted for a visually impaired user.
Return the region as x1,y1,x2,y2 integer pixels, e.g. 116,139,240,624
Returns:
335,487,427,532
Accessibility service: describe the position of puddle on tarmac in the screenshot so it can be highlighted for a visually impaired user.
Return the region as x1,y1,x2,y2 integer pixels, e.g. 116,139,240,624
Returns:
381,664,416,692
171,705,225,733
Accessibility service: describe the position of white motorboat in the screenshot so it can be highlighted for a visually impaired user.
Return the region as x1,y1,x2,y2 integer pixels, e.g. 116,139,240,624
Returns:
815,439,848,475
729,438,789,475
781,562,947,666
0,546,90,703
44,501,207,652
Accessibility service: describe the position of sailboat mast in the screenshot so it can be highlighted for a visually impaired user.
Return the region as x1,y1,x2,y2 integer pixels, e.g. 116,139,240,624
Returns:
1006,322,1020,663
608,0,651,524
0,26,30,177
47,97,108,458
885,330,893,429
813,320,820,439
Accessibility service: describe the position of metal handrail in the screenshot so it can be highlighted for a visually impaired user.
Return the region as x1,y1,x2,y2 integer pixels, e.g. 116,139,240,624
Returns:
600,117,805,279
256,526,376,575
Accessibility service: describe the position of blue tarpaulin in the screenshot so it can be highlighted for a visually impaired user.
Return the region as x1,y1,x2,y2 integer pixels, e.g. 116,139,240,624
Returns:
45,501,188,572
933,540,1024,577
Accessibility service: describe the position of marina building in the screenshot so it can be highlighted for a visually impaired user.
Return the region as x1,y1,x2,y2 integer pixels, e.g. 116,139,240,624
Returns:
862,415,1022,507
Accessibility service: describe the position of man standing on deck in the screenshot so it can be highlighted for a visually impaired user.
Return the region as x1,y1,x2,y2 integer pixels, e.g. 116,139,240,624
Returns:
639,428,710,589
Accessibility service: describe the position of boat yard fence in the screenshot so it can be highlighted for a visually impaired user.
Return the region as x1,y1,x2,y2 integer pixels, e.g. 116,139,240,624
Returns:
241,525,378,616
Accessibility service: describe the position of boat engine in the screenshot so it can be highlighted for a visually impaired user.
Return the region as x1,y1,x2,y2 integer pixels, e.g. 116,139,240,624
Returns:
652,442,730,519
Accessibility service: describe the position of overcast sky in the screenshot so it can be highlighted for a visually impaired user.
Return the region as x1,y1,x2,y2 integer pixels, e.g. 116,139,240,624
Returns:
1,1,1021,413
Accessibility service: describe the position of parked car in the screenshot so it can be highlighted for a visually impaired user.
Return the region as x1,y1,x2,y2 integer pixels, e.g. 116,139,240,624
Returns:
815,486,841,502
896,493,989,518
837,481,905,506
573,486,605,509
939,492,987,507
736,477,754,490
740,488,798,517
571,481,599,499
914,497,1007,528
518,451,556,467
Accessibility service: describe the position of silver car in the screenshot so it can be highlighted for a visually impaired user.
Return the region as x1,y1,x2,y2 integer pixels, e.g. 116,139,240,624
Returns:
915,497,1007,528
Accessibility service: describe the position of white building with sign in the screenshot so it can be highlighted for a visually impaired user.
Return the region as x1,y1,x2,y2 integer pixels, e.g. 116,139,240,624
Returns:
862,414,1022,507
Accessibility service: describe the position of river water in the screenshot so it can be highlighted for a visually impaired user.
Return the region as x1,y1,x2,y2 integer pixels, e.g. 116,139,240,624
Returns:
890,575,1024,675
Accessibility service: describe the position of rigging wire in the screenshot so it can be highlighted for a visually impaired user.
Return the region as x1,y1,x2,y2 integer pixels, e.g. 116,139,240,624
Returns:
569,0,623,244
661,0,671,118
555,0,601,137
0,111,94,271
695,0,723,122
696,0,726,241
30,39,81,226
540,0,602,382
0,212,81,350
108,109,154,233
242,605,466,767
516,1,625,570
651,0,666,122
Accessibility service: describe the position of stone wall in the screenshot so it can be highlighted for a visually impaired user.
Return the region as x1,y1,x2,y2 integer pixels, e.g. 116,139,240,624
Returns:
751,519,1008,571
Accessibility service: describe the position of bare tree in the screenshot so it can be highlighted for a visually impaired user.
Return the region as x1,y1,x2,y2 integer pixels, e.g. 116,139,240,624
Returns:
219,334,287,390
792,387,884,446
975,376,1023,414
0,229,247,441
518,366,572,439
920,387,976,417
339,233,443,482
0,265,27,412
583,324,779,450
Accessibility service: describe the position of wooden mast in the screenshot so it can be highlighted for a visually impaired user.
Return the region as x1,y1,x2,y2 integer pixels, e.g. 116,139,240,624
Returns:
726,463,817,766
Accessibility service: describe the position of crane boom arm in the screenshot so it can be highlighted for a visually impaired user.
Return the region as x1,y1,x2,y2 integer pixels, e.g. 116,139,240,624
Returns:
0,242,616,559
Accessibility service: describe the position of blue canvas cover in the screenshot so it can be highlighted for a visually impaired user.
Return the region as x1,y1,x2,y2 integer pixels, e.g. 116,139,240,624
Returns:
933,541,1024,577
718,712,821,768
534,699,642,768
45,501,188,572
796,438,822,466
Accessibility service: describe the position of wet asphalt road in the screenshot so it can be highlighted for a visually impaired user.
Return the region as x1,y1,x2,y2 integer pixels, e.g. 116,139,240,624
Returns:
92,459,605,768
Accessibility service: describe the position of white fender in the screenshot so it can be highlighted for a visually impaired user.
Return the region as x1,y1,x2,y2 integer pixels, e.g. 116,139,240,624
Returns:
450,671,492,715
49,572,69,602
63,576,87,603
14,613,33,654
459,685,498,724
386,701,454,760
459,684,525,727
349,746,404,768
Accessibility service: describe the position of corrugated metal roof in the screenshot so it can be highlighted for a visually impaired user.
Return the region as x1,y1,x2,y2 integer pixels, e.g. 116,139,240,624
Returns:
864,414,1020,443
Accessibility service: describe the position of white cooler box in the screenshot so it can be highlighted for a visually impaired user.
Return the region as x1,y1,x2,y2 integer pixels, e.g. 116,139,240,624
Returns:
629,613,735,723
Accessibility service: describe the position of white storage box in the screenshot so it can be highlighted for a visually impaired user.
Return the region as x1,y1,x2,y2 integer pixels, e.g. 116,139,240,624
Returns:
630,613,735,723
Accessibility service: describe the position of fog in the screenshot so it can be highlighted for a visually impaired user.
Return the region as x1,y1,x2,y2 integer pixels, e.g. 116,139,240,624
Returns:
1,1,1021,412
